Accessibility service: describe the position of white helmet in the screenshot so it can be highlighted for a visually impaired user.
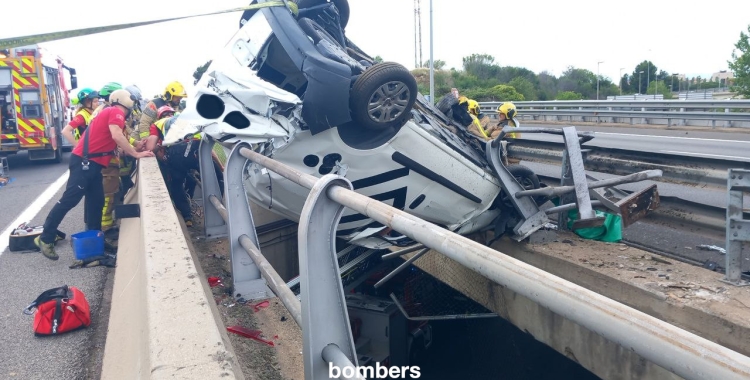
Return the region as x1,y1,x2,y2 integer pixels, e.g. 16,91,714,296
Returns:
110,89,136,111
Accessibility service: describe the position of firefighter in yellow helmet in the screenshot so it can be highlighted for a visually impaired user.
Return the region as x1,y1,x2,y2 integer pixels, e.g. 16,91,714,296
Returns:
133,81,187,142
496,102,520,139
457,96,492,140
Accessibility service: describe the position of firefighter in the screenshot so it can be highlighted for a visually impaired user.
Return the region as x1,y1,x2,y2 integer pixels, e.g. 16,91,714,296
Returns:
35,90,154,260
88,82,129,234
91,82,122,118
61,88,100,146
134,81,187,142
496,102,519,139
146,115,224,227
119,84,144,198
458,96,493,140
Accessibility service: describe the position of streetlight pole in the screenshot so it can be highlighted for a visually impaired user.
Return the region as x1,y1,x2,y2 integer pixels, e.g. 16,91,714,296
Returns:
428,0,434,104
671,73,678,95
619,67,625,96
638,71,644,95
597,61,604,100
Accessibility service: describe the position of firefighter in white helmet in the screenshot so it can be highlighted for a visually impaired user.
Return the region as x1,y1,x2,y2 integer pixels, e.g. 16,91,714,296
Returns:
35,90,154,261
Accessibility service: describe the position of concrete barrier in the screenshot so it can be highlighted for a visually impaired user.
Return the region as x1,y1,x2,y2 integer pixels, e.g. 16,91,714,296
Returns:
101,157,242,379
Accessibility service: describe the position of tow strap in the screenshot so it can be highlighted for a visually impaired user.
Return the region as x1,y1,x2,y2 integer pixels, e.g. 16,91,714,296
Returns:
0,1,298,50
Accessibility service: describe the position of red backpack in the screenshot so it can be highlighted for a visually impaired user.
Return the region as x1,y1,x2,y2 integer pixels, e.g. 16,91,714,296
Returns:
24,285,91,336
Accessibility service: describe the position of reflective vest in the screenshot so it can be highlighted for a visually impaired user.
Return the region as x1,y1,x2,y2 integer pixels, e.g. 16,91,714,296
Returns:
154,117,201,141
73,108,93,141
154,117,169,139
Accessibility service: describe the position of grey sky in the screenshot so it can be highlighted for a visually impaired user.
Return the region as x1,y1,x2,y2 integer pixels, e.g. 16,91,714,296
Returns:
3,0,747,98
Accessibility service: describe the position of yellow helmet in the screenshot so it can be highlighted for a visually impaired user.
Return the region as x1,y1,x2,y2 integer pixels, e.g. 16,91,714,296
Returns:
458,96,480,116
164,81,187,100
497,102,517,120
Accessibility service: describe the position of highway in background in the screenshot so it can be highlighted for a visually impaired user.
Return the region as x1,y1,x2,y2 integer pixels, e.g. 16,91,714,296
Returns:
515,124,750,162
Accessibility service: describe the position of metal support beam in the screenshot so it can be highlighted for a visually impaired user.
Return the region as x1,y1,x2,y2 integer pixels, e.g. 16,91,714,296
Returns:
298,175,359,380
239,235,303,325
485,139,548,240
374,248,430,288
226,143,271,300
515,170,662,198
381,244,426,260
562,126,605,229
199,136,227,239
723,169,750,287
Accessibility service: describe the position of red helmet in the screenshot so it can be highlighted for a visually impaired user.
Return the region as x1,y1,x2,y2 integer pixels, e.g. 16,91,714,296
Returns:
157,105,175,119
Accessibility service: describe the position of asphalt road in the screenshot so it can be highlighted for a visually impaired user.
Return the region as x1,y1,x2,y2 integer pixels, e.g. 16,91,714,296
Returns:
0,152,111,380
517,124,750,162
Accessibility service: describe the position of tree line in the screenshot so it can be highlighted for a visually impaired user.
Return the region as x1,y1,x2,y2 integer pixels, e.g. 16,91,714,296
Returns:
410,53,734,102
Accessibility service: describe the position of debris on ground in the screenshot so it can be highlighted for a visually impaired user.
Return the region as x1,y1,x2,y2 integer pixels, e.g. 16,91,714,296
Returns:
227,326,275,347
696,245,727,255
253,300,270,312
207,276,224,288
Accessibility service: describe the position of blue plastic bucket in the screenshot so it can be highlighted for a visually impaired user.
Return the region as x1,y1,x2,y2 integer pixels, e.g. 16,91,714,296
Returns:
71,230,105,260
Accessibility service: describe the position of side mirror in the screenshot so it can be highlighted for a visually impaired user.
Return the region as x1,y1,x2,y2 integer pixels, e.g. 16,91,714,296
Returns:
68,68,78,90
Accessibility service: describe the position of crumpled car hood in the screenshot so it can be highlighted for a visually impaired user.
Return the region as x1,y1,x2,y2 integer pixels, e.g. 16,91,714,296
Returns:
163,65,302,146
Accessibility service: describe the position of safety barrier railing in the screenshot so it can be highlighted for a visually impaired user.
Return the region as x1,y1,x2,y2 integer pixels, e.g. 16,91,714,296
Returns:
724,169,750,287
197,136,750,380
479,100,750,128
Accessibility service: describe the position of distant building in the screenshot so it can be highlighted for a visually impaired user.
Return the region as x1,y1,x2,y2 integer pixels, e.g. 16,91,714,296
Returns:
710,70,734,85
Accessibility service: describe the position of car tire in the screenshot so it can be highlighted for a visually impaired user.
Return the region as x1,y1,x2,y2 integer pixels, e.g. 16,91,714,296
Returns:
350,62,418,131
502,164,543,207
297,0,350,28
436,94,458,115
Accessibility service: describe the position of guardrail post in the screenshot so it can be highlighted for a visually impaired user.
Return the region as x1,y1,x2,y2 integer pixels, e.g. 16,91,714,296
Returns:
722,169,750,287
298,175,359,380
199,136,228,239
680,107,686,126
226,143,271,300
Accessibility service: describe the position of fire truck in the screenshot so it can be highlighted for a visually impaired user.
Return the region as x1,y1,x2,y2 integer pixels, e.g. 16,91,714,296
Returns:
0,45,77,162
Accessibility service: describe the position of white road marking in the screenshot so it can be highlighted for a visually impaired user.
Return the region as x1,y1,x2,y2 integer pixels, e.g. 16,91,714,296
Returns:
0,171,69,256
660,150,750,161
595,132,750,144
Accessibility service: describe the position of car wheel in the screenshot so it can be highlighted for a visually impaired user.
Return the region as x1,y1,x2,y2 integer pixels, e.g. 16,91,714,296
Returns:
436,93,458,115
297,0,350,28
350,62,418,131
502,164,542,207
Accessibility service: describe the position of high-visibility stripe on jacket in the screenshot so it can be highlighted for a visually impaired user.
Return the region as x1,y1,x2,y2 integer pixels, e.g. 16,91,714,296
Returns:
72,108,93,141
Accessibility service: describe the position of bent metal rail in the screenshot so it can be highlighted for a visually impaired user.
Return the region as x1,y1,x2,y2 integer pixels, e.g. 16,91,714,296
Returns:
196,137,750,380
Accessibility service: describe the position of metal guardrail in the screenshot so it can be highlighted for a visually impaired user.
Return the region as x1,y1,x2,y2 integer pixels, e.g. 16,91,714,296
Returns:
480,100,750,109
196,136,750,380
724,169,750,286
479,100,750,128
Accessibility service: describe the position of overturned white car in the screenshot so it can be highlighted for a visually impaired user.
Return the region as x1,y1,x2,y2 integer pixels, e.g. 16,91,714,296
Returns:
167,0,660,249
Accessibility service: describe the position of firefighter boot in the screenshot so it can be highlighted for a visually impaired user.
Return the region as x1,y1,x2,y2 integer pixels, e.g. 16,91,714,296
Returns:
34,236,59,261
